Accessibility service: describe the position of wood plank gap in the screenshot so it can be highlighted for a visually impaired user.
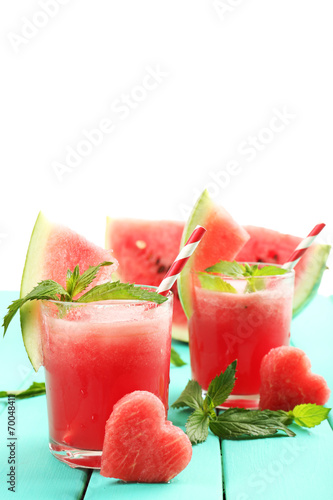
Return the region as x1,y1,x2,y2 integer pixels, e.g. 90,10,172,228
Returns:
79,470,93,500
220,439,227,500
216,409,226,500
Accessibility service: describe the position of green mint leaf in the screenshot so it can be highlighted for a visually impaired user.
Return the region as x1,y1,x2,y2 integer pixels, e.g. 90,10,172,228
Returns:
243,263,253,276
204,261,288,294
244,277,265,293
244,265,287,293
198,273,237,294
170,347,186,367
203,394,216,415
209,408,295,439
66,265,80,298
0,382,46,400
171,379,204,410
77,281,168,304
3,280,69,336
205,260,245,277
185,408,210,444
70,261,113,298
207,360,237,407
252,265,288,277
290,404,331,428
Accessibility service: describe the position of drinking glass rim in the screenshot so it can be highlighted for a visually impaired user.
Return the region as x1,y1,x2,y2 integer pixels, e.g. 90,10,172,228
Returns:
40,284,173,307
192,262,295,280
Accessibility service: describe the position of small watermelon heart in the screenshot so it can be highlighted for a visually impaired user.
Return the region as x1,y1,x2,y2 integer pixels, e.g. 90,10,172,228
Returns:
100,391,192,483
259,346,331,411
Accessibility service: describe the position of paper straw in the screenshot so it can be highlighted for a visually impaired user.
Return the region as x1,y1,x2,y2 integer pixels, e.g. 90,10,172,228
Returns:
282,223,326,270
157,225,207,296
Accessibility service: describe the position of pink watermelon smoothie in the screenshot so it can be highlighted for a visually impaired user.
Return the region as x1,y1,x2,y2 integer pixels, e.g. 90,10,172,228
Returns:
41,294,173,466
188,269,294,408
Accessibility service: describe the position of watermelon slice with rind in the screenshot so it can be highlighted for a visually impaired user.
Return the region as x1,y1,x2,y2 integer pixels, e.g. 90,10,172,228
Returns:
259,346,331,411
178,190,250,319
236,226,331,316
20,212,118,371
100,390,192,483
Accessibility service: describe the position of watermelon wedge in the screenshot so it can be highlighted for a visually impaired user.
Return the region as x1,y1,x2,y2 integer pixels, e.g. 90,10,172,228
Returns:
105,218,188,341
20,212,118,371
236,226,331,316
100,391,192,483
259,346,331,411
105,206,330,343
178,190,250,320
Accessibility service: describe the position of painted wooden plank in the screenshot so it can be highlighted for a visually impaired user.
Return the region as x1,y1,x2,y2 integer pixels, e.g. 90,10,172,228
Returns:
222,296,333,500
223,421,333,500
85,341,223,500
0,292,91,500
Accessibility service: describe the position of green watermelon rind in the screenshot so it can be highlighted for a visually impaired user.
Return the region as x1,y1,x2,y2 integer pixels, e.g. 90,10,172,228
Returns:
292,244,331,316
20,212,52,372
178,190,214,319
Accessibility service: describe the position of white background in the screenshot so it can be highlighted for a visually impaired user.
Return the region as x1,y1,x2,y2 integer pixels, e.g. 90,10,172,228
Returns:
0,0,332,292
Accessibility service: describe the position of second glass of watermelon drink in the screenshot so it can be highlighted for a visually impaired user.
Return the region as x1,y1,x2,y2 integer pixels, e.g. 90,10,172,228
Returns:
40,288,173,468
188,266,294,409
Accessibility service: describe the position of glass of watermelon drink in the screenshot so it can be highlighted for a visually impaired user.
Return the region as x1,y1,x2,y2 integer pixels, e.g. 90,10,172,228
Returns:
40,288,173,469
188,265,294,409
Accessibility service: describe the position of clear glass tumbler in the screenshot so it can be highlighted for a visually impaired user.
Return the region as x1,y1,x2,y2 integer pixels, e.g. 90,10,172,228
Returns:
40,288,173,468
188,265,294,409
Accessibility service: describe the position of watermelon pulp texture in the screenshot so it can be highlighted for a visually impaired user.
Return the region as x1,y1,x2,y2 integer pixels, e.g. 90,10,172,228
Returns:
100,391,192,482
259,346,331,411
178,190,250,320
20,212,118,371
105,218,187,340
189,271,294,407
236,225,331,316
41,296,172,463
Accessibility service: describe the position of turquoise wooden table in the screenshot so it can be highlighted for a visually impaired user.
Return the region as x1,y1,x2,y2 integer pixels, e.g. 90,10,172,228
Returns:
0,291,332,500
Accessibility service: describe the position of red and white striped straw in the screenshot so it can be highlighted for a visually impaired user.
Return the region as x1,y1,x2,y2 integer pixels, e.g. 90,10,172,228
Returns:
282,223,326,270
157,225,207,296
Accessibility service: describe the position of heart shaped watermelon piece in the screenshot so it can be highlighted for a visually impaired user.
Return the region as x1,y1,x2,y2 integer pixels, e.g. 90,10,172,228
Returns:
100,391,192,483
259,346,331,411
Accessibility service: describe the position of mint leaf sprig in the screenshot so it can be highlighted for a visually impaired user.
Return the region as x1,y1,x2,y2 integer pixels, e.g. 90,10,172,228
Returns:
170,347,186,367
171,361,331,443
3,261,168,336
65,261,112,299
200,261,288,294
76,281,167,304
3,280,70,335
197,273,237,294
0,382,46,400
